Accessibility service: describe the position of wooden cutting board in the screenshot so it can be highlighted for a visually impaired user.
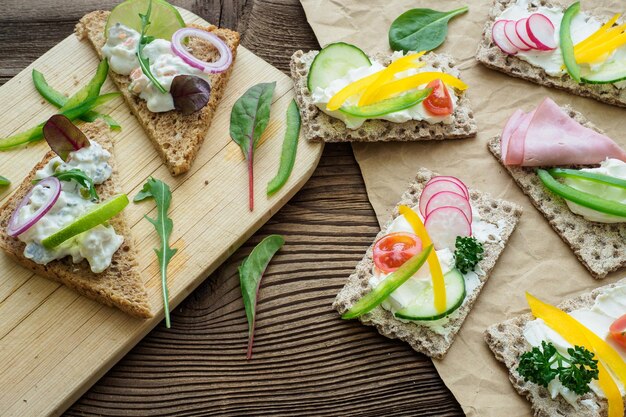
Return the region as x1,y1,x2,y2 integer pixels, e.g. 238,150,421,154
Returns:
0,8,323,417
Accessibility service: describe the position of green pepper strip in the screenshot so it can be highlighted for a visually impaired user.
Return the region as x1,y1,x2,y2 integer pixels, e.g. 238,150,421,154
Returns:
342,244,434,320
548,168,626,190
0,93,120,151
0,175,10,186
537,169,626,217
32,70,121,130
61,59,110,111
267,99,301,196
561,2,582,83
339,88,432,118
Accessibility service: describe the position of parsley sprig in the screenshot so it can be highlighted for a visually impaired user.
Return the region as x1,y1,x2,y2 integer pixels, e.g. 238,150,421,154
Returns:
136,0,167,94
517,341,599,395
454,236,484,274
34,168,98,201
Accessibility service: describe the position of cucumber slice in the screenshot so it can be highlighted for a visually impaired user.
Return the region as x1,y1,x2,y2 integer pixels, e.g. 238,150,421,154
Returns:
307,42,371,92
394,268,466,321
581,60,626,84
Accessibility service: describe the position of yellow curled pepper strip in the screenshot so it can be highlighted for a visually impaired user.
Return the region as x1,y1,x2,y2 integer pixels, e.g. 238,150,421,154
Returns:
398,205,446,314
577,32,626,64
362,72,468,106
576,23,626,56
526,293,626,417
575,13,621,53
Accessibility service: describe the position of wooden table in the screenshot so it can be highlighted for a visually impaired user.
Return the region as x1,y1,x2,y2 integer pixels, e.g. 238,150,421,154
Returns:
1,1,464,415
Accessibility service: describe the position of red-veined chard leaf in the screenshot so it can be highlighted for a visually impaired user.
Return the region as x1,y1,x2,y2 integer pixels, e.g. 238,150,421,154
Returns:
170,75,211,115
43,114,90,162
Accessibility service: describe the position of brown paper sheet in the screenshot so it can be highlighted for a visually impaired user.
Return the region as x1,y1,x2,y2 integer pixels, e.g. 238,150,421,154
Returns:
299,1,625,415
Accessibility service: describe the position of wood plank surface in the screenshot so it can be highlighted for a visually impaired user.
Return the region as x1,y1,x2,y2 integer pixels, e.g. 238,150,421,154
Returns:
0,0,465,416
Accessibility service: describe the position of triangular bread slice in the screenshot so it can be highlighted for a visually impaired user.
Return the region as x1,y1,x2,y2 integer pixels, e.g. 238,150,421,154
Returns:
75,10,240,176
0,120,152,318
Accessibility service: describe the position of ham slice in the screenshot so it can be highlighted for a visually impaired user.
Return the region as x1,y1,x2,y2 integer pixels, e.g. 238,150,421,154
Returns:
500,109,524,161
506,110,535,165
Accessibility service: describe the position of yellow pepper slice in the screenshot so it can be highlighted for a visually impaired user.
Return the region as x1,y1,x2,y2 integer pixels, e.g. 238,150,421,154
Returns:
526,293,626,417
362,72,468,106
398,205,446,314
575,23,626,56
574,13,621,53
577,32,626,64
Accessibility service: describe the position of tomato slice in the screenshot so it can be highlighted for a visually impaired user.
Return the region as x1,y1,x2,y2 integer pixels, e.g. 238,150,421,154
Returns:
373,232,423,273
423,79,453,116
609,314,626,349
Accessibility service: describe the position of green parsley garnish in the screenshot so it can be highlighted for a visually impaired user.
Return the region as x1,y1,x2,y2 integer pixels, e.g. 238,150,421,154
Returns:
454,236,484,274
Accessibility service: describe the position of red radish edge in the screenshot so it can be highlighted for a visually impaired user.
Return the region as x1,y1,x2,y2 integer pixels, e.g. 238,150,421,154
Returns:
426,176,469,200
515,18,538,49
425,191,473,223
492,20,519,55
424,206,472,250
526,13,557,50
419,180,467,217
505,20,531,51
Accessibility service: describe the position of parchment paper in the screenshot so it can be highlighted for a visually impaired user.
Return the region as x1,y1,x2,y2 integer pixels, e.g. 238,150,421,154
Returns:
298,1,625,415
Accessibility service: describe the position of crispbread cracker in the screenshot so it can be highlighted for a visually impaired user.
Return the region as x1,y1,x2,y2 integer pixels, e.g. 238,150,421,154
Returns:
75,10,240,176
333,168,522,359
476,0,626,107
487,107,626,279
485,279,626,417
291,50,478,143
0,120,152,318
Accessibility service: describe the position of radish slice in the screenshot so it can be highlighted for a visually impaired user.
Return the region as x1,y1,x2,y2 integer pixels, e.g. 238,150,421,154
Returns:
526,14,557,51
426,176,469,200
492,20,519,55
425,191,473,223
425,206,471,250
515,18,538,49
419,181,466,217
505,20,531,51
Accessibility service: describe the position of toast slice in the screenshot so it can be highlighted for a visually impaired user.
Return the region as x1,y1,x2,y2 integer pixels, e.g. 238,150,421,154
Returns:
0,120,152,318
485,279,626,417
333,168,522,359
75,10,240,176
476,0,626,108
291,50,478,143
487,106,626,279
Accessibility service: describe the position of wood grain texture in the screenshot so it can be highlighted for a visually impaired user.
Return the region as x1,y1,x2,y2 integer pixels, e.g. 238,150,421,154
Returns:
0,0,464,415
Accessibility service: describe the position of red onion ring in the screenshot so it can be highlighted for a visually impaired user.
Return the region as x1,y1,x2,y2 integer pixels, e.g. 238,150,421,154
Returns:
171,28,233,74
7,177,61,237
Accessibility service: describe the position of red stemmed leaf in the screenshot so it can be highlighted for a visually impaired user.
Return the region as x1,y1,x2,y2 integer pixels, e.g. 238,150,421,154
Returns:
43,114,90,162
170,75,211,115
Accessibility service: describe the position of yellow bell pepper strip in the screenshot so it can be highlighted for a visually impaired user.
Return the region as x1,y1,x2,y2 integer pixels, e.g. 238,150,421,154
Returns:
526,293,626,417
398,205,446,314
577,32,626,64
574,13,621,53
363,72,468,106
575,24,626,57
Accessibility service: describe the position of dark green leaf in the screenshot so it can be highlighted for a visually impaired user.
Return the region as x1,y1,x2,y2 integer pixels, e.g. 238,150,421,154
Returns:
454,236,484,274
43,115,91,162
267,99,300,196
389,6,469,53
170,75,211,115
35,168,99,201
239,234,285,359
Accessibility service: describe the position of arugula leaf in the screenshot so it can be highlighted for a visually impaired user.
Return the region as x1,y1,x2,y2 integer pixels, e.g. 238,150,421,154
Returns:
230,82,276,211
0,176,10,186
239,234,285,359
454,236,484,274
34,168,98,201
135,177,177,328
136,0,167,94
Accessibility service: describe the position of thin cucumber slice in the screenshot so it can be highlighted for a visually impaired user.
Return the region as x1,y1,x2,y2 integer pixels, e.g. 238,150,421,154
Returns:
339,88,431,118
581,60,626,84
307,42,371,92
394,268,466,321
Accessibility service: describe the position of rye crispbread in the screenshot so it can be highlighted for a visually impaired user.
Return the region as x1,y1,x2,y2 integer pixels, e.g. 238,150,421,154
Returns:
290,50,478,143
485,279,626,417
487,107,626,279
75,11,240,176
476,0,626,107
0,120,152,318
332,168,522,359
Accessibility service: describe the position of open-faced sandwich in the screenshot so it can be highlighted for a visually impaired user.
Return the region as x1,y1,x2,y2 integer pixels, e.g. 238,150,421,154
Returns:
485,279,626,417
75,0,240,175
488,97,626,278
0,117,151,318
291,42,477,143
477,0,626,107
333,168,521,358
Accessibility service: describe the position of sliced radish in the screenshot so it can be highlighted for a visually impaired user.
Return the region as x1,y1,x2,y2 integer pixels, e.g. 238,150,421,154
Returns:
426,176,469,200
492,20,519,54
425,206,471,250
505,20,531,51
425,191,473,222
419,181,466,217
526,14,557,51
515,18,538,49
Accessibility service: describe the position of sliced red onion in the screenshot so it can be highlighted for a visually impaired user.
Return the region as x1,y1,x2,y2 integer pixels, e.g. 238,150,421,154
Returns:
171,28,233,74
7,177,61,237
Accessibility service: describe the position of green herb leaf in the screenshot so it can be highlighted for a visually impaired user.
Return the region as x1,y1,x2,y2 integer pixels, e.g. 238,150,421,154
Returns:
239,234,285,359
34,168,98,201
230,82,276,211
267,99,300,196
454,236,484,274
136,0,168,94
135,177,177,328
389,6,469,53
0,176,10,186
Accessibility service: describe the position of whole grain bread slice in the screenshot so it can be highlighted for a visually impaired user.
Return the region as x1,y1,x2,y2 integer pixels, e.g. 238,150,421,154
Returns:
0,120,152,318
476,0,626,107
75,10,240,176
333,167,522,359
485,278,626,417
487,107,626,279
291,50,478,143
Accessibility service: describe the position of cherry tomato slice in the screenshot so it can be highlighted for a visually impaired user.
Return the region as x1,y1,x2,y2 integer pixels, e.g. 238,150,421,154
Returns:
423,79,453,116
373,232,423,273
609,313,626,349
